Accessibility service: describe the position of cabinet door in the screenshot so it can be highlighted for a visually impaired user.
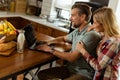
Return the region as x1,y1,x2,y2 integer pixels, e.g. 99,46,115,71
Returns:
0,17,7,21
7,17,21,29
30,21,38,32
52,29,67,37
30,21,37,27
7,17,31,29
19,18,31,28
15,0,27,13
37,24,52,36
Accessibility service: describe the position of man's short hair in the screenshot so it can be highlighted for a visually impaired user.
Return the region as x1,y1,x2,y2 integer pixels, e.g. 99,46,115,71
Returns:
71,3,92,22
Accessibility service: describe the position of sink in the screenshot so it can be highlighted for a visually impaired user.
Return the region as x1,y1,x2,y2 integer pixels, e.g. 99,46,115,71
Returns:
39,17,70,30
54,21,70,29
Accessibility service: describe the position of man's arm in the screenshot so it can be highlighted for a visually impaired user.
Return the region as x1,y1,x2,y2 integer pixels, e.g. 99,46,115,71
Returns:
52,49,81,62
47,36,69,45
47,29,76,45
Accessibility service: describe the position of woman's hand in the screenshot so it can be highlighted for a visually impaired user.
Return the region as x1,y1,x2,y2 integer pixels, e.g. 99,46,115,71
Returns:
0,36,6,43
87,25,94,32
76,42,86,55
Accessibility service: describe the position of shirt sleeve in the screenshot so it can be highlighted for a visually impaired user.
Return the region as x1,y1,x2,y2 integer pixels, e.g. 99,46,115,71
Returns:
82,40,119,71
66,29,77,42
81,31,101,54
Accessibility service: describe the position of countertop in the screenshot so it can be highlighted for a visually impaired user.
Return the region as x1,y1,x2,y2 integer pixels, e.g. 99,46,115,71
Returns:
0,12,69,33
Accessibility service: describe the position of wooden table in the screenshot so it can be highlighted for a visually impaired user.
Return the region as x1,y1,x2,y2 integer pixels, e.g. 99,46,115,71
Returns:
0,33,57,80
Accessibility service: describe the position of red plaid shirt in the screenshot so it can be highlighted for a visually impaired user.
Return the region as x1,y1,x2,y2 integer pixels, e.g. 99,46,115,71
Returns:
82,37,120,80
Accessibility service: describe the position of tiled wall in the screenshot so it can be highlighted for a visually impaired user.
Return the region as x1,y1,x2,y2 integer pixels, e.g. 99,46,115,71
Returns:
41,0,56,18
28,0,37,6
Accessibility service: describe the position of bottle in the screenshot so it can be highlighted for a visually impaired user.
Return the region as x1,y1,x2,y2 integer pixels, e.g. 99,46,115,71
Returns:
17,30,25,53
10,0,15,12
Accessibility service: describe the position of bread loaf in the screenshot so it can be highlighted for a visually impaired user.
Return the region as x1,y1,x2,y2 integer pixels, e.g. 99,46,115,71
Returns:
4,34,17,42
0,34,17,43
0,41,16,51
0,47,16,56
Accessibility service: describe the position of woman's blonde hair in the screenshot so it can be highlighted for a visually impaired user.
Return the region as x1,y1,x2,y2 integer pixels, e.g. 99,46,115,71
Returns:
93,7,120,37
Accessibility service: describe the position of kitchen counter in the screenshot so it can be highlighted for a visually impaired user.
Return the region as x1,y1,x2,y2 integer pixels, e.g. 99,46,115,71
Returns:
0,12,69,33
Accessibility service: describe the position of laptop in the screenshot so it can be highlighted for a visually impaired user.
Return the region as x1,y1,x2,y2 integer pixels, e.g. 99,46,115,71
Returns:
23,24,49,51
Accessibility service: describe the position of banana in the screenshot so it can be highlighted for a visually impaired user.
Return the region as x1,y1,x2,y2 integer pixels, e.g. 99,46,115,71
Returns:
4,20,12,32
7,22,16,31
4,20,16,31
0,31,4,34
0,22,4,31
2,21,9,34
0,20,17,35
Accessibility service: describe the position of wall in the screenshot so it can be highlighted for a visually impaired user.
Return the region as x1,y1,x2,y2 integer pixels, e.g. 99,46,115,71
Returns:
108,0,120,79
40,0,90,18
41,0,56,18
108,0,120,24
28,0,37,6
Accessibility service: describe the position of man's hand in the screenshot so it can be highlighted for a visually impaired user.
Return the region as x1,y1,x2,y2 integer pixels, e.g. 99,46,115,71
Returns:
36,44,53,53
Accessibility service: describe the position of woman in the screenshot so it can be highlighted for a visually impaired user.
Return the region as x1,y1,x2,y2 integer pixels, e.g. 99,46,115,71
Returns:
76,7,120,80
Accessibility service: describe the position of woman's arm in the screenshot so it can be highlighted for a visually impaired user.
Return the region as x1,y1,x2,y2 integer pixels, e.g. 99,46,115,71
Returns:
76,40,119,71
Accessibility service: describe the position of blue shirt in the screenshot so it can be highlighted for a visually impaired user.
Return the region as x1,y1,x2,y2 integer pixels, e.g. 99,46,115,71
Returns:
66,24,101,79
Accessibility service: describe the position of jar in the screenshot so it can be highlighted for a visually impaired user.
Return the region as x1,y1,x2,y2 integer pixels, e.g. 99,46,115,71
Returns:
17,30,25,53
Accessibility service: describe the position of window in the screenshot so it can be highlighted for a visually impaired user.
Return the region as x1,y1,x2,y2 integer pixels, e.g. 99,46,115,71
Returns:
55,0,73,10
60,10,70,20
57,9,70,20
55,0,89,20
55,0,89,10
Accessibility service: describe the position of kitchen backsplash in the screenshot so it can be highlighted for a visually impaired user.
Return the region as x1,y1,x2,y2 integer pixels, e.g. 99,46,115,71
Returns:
41,0,56,18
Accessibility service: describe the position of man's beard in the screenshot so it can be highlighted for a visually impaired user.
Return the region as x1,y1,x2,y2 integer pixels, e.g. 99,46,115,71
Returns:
73,23,81,28
74,25,79,28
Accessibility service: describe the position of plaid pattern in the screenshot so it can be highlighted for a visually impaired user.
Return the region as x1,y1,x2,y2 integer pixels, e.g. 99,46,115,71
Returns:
82,37,120,80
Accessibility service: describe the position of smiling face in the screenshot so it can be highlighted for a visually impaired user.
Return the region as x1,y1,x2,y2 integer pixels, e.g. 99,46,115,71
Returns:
92,18,104,32
70,3,91,28
70,8,83,28
92,7,120,37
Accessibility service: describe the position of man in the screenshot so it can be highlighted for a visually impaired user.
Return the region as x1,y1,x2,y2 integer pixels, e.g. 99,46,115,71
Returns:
37,3,101,80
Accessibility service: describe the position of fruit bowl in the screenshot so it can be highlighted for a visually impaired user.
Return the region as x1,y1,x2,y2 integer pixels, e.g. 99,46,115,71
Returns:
0,20,17,43
0,20,17,35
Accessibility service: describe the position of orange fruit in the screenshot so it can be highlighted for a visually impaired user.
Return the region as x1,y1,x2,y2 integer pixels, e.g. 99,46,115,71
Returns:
9,30,16,35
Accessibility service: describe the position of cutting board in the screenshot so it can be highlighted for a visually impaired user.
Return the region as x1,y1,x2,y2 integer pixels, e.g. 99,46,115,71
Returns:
0,47,16,56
